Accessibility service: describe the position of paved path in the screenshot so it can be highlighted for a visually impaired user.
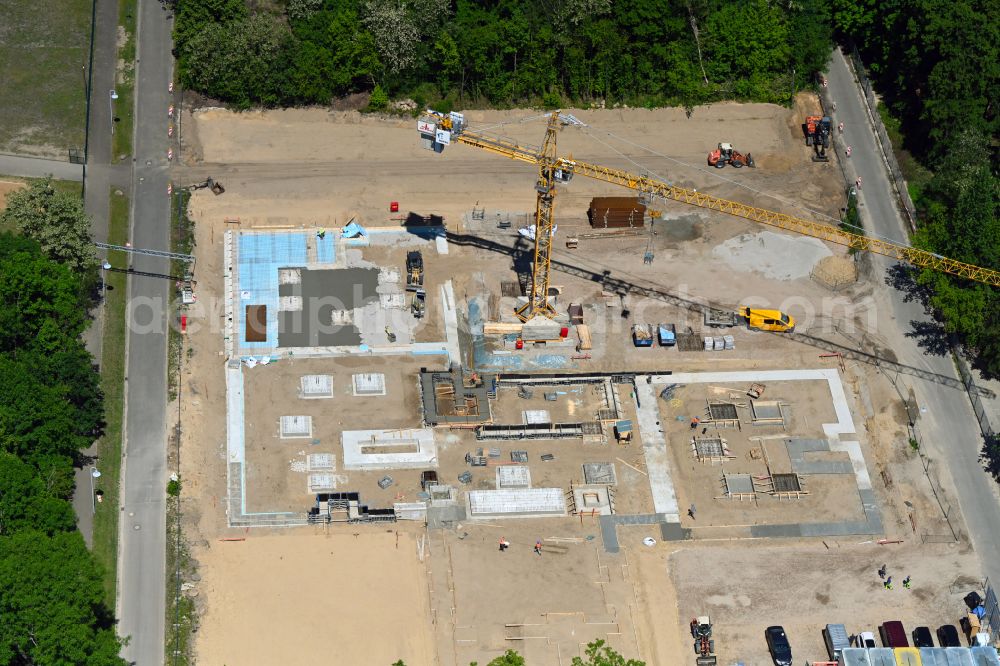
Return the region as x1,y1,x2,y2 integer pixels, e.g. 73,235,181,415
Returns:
827,47,1000,587
0,154,83,181
71,0,124,548
116,0,173,662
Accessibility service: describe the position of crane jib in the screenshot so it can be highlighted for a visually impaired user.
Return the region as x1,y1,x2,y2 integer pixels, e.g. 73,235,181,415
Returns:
425,114,1000,288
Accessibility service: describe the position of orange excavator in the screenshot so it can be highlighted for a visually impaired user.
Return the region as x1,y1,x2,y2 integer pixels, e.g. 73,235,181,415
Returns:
708,142,755,168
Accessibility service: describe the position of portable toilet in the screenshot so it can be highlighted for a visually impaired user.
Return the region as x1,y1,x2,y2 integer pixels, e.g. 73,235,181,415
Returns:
839,648,873,666
895,647,922,666
970,646,1000,666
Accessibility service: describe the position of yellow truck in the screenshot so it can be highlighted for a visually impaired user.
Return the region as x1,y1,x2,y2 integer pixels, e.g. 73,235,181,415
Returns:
738,306,795,333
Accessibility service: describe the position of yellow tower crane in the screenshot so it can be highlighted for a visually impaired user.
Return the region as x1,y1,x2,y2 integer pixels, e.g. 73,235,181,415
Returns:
419,110,1000,321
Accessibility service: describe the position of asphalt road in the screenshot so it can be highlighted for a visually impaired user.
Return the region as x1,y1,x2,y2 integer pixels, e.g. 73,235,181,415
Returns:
116,0,173,662
827,47,1000,587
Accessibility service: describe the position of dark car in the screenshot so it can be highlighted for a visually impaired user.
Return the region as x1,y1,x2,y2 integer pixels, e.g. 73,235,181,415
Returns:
880,621,909,648
937,625,961,647
912,626,934,648
765,626,793,666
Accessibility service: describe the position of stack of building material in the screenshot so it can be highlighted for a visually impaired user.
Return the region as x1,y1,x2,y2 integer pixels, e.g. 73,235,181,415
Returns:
588,197,646,229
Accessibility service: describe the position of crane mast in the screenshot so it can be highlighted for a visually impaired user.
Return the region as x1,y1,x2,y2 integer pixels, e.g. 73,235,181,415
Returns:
517,112,562,321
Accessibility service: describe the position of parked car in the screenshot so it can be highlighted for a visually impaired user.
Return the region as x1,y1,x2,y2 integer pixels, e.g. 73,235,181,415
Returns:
854,631,877,648
937,624,961,647
912,626,934,648
765,626,793,666
879,621,909,648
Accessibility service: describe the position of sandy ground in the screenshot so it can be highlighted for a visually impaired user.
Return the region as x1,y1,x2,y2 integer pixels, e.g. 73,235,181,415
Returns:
174,98,981,665
0,179,26,210
194,529,436,666
671,539,981,663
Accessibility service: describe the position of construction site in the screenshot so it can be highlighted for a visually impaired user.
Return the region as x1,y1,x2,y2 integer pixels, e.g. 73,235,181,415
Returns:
172,99,998,666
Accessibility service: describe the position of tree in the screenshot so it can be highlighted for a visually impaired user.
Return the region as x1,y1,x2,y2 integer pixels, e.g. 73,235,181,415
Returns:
982,433,1000,483
361,1,420,74
0,453,76,536
0,179,97,271
571,640,645,666
0,234,90,355
0,531,126,665
487,650,526,666
180,14,292,108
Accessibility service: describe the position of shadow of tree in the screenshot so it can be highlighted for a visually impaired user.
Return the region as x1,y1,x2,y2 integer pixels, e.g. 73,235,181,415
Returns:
980,434,1000,482
904,319,952,357
885,263,932,308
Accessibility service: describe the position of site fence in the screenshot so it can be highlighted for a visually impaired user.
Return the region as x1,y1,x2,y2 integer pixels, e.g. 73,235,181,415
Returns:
955,351,995,439
844,45,918,232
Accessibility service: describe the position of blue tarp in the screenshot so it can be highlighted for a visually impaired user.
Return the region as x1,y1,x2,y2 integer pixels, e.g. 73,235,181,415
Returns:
342,221,367,238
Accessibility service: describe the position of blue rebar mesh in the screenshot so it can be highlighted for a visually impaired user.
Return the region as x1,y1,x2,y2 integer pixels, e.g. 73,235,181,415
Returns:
237,232,316,348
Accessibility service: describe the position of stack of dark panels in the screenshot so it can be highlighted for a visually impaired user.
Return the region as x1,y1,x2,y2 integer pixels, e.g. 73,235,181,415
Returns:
588,197,646,229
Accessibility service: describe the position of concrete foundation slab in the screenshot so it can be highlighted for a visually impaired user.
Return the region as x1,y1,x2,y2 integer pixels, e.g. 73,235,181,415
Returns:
496,465,531,488
467,488,566,518
300,375,333,398
352,373,387,396
582,462,617,485
342,428,437,470
573,485,614,515
307,453,335,471
523,410,551,425
280,415,313,438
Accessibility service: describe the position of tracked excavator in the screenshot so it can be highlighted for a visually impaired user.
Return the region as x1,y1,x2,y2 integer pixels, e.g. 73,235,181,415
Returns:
803,115,832,162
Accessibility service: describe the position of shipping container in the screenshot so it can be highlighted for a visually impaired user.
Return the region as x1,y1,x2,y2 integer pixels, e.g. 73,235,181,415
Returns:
895,647,922,666
970,646,1000,666
839,648,872,666
920,647,948,666
870,648,898,666
824,624,851,660
944,647,976,666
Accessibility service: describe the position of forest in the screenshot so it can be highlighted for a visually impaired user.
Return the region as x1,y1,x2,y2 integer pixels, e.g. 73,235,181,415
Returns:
174,0,833,110
0,184,126,664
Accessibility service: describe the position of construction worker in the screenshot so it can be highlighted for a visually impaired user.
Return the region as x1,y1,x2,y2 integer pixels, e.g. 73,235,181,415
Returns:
878,564,887,580
690,417,700,430
903,576,911,589
534,540,542,556
884,576,893,590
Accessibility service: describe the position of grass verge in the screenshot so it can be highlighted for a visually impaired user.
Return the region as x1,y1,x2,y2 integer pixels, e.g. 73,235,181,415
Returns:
165,495,197,666
111,0,137,163
167,191,194,401
91,187,130,605
165,189,197,664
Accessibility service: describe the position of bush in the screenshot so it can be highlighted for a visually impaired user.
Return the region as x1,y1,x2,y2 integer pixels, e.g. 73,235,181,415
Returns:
365,84,389,112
